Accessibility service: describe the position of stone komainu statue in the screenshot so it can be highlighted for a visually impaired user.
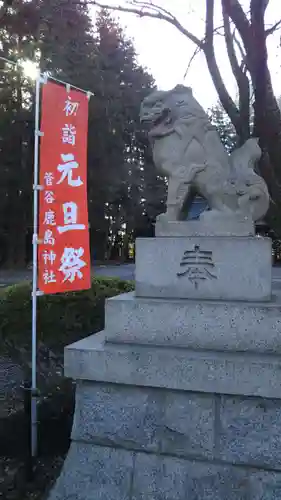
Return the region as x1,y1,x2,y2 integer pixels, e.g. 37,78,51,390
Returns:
140,84,269,224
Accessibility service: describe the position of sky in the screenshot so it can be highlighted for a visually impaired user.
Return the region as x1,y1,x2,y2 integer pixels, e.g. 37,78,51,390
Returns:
92,0,281,109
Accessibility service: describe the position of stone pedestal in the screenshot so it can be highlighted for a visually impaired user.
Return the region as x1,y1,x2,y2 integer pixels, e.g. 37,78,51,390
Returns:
48,230,281,500
136,236,272,301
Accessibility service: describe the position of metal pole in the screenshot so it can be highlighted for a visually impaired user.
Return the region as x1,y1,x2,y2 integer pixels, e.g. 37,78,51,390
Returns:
23,380,33,480
31,75,41,460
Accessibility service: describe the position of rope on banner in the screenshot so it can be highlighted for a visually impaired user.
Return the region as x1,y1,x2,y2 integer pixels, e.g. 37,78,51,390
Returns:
42,75,94,97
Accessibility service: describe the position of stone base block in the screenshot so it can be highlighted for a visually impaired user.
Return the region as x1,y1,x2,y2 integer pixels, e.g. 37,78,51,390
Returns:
68,380,281,472
135,236,272,301
48,379,281,499
48,442,281,500
65,332,281,399
104,291,281,353
71,381,214,459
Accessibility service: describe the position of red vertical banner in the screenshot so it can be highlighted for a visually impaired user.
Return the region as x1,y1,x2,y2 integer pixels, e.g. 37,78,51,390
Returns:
38,81,91,294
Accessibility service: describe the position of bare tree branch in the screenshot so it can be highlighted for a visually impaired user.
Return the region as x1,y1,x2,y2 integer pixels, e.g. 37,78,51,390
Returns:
75,0,281,210
84,0,203,47
233,29,246,60
250,0,268,140
223,8,241,82
131,0,178,20
83,0,249,141
222,0,252,55
265,19,281,36
230,28,248,76
222,4,250,140
181,22,232,79
183,45,202,79
204,0,242,137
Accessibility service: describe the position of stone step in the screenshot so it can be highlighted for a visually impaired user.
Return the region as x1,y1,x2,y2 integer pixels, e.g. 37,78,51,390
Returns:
104,291,281,354
64,331,281,399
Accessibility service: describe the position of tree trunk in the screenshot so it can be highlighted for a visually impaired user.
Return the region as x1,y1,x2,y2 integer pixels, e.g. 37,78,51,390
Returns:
254,74,281,185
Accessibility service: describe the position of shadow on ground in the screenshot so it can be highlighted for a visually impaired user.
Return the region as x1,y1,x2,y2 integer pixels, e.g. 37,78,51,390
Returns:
0,382,74,499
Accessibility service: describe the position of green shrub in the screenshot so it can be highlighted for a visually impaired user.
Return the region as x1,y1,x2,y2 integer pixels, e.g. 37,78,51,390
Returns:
0,277,134,353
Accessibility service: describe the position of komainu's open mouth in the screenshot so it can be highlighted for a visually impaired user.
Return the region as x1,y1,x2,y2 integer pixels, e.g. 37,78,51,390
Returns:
141,107,169,127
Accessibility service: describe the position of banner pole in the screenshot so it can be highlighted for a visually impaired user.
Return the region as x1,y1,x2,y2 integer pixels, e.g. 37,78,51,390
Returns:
31,74,41,460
